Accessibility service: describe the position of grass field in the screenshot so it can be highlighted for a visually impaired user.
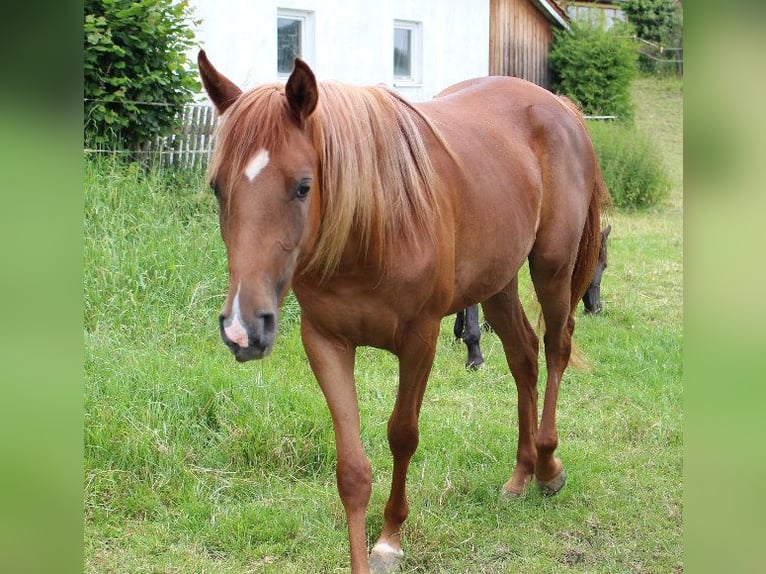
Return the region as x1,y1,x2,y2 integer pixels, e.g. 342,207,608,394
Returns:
84,75,683,573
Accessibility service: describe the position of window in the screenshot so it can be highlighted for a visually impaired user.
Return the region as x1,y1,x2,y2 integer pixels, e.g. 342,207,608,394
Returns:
393,20,422,84
394,27,411,78
277,10,314,76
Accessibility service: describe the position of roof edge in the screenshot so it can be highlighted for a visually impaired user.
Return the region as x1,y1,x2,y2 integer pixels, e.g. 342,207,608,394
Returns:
530,0,571,30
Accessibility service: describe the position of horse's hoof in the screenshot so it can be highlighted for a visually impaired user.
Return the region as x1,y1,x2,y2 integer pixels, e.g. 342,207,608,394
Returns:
500,473,531,498
369,542,404,573
500,486,526,499
536,469,567,497
465,358,484,370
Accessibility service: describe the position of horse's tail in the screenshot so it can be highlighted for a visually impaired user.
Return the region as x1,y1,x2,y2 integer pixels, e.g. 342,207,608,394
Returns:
555,94,612,313
571,170,610,314
567,146,611,370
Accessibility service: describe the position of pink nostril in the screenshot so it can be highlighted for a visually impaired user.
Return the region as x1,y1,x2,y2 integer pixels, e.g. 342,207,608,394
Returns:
223,314,250,348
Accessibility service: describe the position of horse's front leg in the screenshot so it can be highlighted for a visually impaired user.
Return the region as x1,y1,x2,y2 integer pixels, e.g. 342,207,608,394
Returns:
301,319,371,574
370,319,440,573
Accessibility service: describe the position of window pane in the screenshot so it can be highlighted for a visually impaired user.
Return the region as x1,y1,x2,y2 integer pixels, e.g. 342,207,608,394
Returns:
393,27,411,78
278,17,302,74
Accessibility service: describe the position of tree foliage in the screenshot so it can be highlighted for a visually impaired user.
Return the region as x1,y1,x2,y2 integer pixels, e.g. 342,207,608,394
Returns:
622,0,682,45
622,0,683,74
549,19,638,122
84,0,199,149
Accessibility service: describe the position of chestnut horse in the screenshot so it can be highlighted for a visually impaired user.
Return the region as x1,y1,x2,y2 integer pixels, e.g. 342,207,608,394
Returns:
198,51,609,573
455,224,612,369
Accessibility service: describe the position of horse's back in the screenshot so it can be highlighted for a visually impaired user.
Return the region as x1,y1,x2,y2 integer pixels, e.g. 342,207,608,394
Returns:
435,74,541,99
420,76,599,311
429,76,588,153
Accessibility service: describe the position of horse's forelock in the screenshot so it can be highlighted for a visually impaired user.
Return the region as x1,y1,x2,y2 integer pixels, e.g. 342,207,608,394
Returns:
208,85,290,186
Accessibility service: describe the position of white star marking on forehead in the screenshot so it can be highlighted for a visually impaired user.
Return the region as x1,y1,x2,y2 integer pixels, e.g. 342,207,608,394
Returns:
244,149,270,181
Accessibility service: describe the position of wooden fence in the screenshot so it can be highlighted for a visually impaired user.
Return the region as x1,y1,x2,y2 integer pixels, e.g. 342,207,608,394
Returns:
84,102,218,170
141,104,217,169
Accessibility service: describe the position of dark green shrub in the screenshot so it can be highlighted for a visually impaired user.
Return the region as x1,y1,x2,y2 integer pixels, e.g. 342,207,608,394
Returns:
549,19,638,122
84,0,199,149
622,0,681,45
622,0,683,74
588,121,671,210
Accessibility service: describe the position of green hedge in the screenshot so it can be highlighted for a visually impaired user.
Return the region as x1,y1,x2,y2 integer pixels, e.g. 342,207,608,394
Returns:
622,0,683,74
549,19,638,122
589,120,671,210
622,0,681,45
84,0,199,149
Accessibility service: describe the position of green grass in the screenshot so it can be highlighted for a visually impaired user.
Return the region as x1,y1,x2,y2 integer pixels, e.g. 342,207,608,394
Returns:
84,75,682,573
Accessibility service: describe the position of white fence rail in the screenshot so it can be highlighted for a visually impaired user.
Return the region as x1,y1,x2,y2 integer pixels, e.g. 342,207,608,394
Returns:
84,102,217,169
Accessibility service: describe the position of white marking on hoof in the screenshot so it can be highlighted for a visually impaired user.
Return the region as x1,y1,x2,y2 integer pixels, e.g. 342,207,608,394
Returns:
244,148,270,181
371,542,404,557
369,542,404,573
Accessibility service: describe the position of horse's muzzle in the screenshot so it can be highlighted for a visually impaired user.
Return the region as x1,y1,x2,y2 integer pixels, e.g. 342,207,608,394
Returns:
219,311,276,361
582,285,602,315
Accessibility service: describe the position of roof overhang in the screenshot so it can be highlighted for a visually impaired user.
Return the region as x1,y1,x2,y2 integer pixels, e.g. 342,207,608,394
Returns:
530,0,571,31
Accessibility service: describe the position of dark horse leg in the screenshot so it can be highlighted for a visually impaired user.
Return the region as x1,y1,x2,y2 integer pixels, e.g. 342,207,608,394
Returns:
582,224,611,315
453,305,485,369
453,309,465,339
481,276,540,495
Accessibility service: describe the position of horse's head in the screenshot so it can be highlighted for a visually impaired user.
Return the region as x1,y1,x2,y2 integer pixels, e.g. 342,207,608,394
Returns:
583,224,612,315
199,51,320,361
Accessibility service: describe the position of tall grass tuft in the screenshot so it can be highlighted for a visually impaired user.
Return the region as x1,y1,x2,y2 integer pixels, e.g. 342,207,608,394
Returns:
588,120,671,210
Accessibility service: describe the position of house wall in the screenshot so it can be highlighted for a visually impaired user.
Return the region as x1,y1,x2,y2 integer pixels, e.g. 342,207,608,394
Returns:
489,0,559,88
189,0,489,102
566,2,626,29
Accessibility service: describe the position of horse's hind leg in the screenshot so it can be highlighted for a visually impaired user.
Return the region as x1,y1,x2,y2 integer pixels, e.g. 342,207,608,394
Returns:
463,304,485,369
528,252,576,495
453,309,465,340
481,276,539,496
453,307,484,369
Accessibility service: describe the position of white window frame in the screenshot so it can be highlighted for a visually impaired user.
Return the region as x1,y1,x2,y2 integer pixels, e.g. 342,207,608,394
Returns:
393,20,423,86
277,9,315,78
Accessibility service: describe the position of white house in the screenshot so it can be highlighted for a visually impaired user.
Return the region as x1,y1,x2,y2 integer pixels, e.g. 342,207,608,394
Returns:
565,1,626,29
188,0,490,102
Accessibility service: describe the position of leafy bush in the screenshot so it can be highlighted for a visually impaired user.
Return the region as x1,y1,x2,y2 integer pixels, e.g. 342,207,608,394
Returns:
84,0,199,149
622,0,681,45
622,0,683,74
588,120,670,210
549,19,637,122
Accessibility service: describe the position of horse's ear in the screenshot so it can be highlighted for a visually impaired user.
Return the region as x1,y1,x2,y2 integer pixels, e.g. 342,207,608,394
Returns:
285,58,318,123
198,50,242,114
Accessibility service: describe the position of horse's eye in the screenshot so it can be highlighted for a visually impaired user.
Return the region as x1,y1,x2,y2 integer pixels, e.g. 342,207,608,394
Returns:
295,179,311,200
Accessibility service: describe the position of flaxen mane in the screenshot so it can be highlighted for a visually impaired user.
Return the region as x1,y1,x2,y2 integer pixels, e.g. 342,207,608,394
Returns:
208,81,452,277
